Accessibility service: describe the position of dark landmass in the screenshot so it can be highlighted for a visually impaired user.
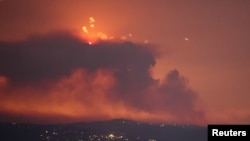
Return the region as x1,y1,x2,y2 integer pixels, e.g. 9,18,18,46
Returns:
0,119,207,141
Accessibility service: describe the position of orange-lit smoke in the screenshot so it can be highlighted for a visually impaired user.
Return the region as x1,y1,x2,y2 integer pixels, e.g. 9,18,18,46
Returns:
0,32,207,125
1,32,248,126
0,69,202,124
0,69,118,122
1,67,249,125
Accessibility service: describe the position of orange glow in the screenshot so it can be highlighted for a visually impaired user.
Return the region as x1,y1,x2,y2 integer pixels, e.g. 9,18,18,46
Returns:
82,26,88,33
80,17,112,44
90,24,95,28
97,32,108,40
0,67,248,125
0,69,129,122
109,36,115,40
0,68,205,125
120,35,127,40
89,17,95,24
0,69,117,122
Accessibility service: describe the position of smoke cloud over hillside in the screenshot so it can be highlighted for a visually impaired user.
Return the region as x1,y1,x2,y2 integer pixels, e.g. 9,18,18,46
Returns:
0,32,204,124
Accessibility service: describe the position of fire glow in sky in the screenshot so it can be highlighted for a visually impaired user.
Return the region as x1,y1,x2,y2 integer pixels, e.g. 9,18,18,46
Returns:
81,17,109,44
0,0,250,126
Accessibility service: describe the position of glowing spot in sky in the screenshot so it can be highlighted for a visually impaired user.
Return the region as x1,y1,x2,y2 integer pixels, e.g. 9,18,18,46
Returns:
90,24,95,28
81,17,112,44
89,17,95,24
82,26,88,33
81,17,139,43
184,37,189,41
89,17,95,28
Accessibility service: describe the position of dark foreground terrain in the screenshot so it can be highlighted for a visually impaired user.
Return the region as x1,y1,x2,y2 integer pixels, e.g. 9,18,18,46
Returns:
0,119,207,141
